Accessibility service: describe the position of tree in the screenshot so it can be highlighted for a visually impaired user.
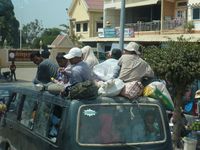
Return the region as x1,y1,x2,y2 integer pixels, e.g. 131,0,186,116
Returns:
32,28,62,48
60,24,70,35
22,19,44,47
143,36,200,147
60,23,83,47
0,0,19,48
0,0,13,16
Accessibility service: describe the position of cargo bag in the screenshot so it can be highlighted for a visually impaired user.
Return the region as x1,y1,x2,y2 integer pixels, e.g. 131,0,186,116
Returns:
67,80,99,100
98,79,125,97
120,81,144,100
143,81,174,110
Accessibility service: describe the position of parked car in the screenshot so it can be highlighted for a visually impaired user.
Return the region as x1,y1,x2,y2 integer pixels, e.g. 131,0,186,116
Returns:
0,83,172,150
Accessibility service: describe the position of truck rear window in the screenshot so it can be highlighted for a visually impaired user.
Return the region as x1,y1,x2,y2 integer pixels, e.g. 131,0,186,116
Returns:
77,104,166,145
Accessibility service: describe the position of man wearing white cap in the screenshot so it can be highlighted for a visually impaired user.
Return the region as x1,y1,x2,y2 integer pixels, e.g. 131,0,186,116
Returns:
117,42,154,82
63,47,92,85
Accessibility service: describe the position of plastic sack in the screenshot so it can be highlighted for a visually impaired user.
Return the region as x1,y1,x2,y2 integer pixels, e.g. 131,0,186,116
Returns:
93,59,120,81
143,81,174,110
98,79,125,97
120,81,143,100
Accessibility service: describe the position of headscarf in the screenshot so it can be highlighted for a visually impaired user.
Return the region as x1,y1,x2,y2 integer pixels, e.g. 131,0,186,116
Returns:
81,45,99,70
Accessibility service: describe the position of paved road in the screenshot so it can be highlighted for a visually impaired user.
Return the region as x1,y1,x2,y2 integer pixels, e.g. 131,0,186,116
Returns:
1,67,37,82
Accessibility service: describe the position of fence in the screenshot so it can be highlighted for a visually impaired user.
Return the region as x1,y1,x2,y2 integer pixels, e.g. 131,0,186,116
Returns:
125,19,185,32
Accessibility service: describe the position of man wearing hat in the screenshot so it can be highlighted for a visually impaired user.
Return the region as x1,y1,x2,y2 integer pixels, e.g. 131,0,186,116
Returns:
117,42,154,82
64,47,92,85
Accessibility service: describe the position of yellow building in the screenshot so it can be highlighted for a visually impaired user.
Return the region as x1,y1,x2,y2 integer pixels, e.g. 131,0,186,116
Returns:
68,0,104,39
103,0,190,32
68,0,200,58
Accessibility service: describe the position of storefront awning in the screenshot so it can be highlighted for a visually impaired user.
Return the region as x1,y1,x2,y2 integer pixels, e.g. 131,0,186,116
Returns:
115,0,160,9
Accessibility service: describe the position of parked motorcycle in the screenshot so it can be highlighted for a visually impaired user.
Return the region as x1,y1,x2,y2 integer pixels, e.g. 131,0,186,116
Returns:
0,71,12,81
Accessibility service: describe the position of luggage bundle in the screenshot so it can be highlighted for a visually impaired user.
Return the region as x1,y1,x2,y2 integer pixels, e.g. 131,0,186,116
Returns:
119,81,144,99
44,77,174,111
0,103,7,118
97,79,174,110
67,80,99,100
143,81,174,110
0,103,6,113
98,79,144,100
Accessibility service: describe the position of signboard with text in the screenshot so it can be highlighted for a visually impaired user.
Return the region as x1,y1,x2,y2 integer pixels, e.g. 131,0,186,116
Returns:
98,28,134,38
104,27,116,38
8,50,39,61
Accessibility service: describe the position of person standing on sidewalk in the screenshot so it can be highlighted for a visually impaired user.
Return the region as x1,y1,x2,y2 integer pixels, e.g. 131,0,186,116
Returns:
9,61,17,81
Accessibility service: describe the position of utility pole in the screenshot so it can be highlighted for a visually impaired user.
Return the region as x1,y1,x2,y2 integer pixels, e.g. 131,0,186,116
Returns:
119,0,126,51
160,0,164,33
20,27,22,50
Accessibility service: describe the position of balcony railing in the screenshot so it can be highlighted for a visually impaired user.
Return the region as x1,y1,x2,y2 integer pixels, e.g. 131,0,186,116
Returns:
125,18,186,32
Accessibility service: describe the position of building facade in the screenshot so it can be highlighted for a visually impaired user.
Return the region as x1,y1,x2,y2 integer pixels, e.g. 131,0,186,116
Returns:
188,0,200,30
68,0,103,39
68,0,200,59
103,0,194,33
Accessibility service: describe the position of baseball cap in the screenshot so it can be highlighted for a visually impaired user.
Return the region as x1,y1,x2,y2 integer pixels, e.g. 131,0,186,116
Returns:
64,47,82,59
124,42,140,55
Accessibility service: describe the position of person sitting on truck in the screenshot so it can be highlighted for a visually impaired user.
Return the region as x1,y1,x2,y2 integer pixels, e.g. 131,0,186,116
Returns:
117,42,154,83
46,53,69,95
93,48,122,81
30,51,58,84
55,52,69,84
81,45,99,70
63,47,92,86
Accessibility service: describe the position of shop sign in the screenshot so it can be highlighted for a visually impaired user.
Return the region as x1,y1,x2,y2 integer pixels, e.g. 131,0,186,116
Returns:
98,28,134,38
8,50,39,61
104,27,116,38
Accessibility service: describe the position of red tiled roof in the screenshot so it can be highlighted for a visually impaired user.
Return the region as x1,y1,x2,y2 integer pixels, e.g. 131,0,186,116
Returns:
85,0,103,10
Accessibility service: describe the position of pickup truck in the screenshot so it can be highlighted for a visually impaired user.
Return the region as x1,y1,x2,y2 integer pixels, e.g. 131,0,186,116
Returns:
0,83,172,150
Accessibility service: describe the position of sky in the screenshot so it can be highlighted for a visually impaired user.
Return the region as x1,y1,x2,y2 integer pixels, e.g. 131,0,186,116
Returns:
12,0,72,29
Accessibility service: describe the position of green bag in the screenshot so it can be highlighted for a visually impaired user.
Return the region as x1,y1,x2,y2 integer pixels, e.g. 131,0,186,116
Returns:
143,85,174,111
68,80,99,100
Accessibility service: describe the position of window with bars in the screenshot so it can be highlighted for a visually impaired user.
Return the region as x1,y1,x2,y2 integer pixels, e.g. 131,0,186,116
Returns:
76,23,81,32
83,23,88,32
193,8,200,20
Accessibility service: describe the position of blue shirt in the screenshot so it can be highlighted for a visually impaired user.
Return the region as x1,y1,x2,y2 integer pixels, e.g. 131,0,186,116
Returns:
68,61,92,85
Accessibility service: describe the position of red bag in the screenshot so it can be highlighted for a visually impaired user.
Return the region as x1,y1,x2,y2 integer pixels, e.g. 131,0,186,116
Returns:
120,81,143,99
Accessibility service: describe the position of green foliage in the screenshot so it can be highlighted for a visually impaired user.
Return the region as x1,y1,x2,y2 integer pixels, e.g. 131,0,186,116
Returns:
0,0,19,48
22,19,44,47
32,28,62,48
60,23,82,47
60,24,70,35
0,0,13,16
184,21,195,33
69,30,83,47
143,36,200,92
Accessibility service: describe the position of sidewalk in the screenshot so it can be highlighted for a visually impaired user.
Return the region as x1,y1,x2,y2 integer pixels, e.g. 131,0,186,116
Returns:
1,67,37,82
